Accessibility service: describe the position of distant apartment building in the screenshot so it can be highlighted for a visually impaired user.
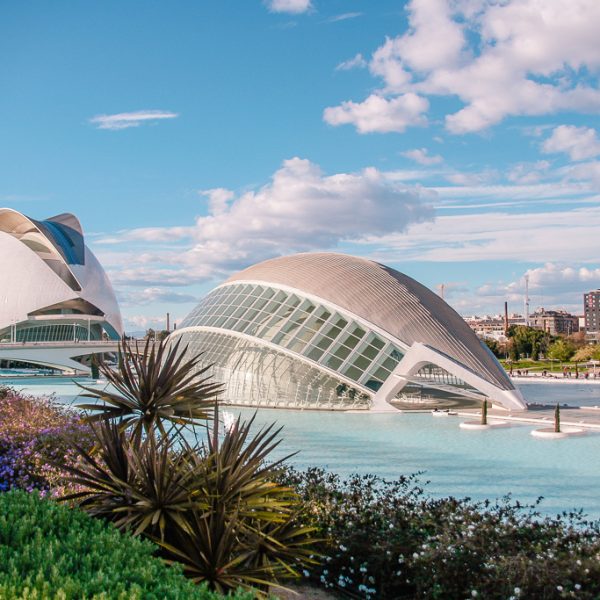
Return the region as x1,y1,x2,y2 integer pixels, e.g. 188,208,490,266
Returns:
464,315,524,341
529,309,579,336
584,290,600,342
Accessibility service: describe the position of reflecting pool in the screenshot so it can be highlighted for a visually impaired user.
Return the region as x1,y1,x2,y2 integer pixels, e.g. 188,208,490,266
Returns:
3,375,600,519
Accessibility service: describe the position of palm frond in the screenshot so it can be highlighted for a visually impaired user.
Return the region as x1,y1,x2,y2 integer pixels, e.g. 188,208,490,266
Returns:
76,337,223,436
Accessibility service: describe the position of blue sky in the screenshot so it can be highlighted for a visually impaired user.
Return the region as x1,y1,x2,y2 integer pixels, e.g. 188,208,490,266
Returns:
2,0,600,332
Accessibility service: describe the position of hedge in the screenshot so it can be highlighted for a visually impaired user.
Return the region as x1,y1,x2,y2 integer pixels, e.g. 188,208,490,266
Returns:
0,490,253,600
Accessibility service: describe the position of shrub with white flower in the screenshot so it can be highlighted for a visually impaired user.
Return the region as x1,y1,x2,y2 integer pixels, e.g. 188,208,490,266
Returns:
280,467,600,599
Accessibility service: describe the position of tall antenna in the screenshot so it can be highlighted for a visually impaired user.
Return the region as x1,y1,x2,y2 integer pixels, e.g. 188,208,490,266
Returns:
439,283,445,300
524,275,530,326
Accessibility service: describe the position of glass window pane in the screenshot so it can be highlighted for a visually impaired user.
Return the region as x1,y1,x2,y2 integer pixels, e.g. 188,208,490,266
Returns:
306,346,325,361
244,308,259,322
292,326,317,344
341,334,361,350
324,326,342,339
382,356,399,371
315,336,334,351
365,379,383,392
373,366,391,381
351,355,371,371
286,295,301,309
326,356,343,370
361,345,380,360
332,345,351,361
371,336,385,350
351,326,366,338
232,306,247,319
241,295,256,308
252,297,269,311
287,339,307,353
344,366,362,381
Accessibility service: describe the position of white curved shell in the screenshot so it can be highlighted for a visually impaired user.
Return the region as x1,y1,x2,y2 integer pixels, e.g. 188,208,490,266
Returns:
0,208,122,338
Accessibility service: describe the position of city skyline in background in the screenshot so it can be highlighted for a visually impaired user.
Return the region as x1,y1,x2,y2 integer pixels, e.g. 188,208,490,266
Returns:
2,0,599,332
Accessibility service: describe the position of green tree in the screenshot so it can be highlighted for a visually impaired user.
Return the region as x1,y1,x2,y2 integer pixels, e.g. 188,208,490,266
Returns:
547,339,576,363
483,338,501,357
506,325,553,360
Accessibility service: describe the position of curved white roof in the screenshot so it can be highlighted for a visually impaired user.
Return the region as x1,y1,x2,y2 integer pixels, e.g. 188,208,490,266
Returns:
225,252,513,392
0,208,123,336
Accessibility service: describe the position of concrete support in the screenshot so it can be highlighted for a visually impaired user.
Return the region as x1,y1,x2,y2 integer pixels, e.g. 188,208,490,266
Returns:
372,342,526,412
0,342,119,373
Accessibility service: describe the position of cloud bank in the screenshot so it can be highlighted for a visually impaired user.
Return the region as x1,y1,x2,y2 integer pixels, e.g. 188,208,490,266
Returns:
102,157,435,287
325,0,600,134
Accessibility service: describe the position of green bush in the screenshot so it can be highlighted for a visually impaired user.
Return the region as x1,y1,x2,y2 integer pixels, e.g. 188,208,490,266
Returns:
283,467,600,600
0,490,253,600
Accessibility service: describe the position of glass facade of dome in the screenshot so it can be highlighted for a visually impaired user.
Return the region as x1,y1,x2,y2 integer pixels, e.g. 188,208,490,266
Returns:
181,282,406,394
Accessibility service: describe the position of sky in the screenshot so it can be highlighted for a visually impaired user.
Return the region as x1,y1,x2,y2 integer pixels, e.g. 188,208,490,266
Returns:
1,0,600,333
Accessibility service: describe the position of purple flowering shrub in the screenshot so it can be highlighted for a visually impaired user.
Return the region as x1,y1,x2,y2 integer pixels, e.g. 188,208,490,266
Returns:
0,387,94,496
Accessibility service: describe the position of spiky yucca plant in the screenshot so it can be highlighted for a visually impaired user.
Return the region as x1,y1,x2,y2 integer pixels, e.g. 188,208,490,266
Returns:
77,337,222,438
157,407,318,595
61,420,202,540
63,341,318,596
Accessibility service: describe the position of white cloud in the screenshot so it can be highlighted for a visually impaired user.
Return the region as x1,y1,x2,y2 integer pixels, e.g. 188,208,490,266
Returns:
335,53,367,71
368,205,600,264
523,263,600,294
327,12,362,23
265,0,312,14
444,169,498,186
326,0,600,134
476,263,600,314
89,110,179,130
323,93,428,133
96,226,193,244
507,161,551,184
119,287,198,306
542,125,600,161
189,157,434,259
401,148,443,165
124,315,172,331
100,157,434,287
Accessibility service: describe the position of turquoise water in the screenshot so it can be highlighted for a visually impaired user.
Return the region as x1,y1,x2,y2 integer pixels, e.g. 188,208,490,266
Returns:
3,375,600,519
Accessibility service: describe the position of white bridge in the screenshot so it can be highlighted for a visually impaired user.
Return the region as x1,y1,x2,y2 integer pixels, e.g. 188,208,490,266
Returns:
0,340,120,373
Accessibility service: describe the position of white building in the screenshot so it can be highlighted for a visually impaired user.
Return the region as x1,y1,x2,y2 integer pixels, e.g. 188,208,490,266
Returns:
171,253,525,411
0,208,123,345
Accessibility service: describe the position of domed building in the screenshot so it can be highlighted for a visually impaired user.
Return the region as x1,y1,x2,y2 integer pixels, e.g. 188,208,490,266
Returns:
0,208,123,345
171,253,525,411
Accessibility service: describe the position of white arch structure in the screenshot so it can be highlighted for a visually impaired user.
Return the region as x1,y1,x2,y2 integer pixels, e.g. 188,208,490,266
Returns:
372,342,524,411
173,253,526,412
0,341,120,373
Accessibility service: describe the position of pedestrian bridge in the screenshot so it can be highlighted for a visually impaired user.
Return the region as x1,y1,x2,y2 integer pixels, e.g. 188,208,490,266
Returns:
0,340,120,374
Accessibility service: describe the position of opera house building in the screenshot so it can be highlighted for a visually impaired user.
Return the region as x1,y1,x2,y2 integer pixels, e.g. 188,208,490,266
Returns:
171,253,525,411
0,208,123,345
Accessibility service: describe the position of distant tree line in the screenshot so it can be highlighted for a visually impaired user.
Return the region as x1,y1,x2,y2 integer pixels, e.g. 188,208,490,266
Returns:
483,325,600,363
